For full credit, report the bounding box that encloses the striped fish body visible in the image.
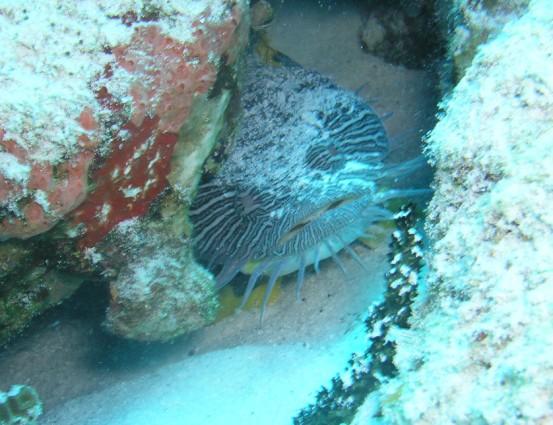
[190,53,414,291]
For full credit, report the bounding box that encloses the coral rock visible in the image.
[0,268,84,344]
[103,214,219,342]
[0,0,246,246]
[372,1,553,423]
[0,135,96,240]
[0,0,248,343]
[71,5,245,248]
[436,0,530,85]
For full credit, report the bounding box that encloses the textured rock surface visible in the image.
[0,268,84,344]
[102,200,219,341]
[354,1,553,423]
[0,0,249,343]
[67,2,247,248]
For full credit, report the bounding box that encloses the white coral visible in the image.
[358,0,553,423]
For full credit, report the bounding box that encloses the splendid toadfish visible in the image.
[190,52,427,320]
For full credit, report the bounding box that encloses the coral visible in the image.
[0,0,247,244]
[70,3,246,248]
[294,204,424,425]
[0,385,42,425]
[0,135,95,240]
[365,1,553,423]
[168,88,234,206]
[0,241,32,281]
[94,5,249,341]
[0,268,83,345]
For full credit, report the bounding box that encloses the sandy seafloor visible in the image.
[0,1,438,423]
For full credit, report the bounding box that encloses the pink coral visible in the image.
[71,7,243,248]
[0,115,97,239]
[0,3,244,245]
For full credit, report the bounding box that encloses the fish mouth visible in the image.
[231,193,386,325]
[196,158,430,323]
[277,195,360,246]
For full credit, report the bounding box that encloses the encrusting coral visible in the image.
[0,385,42,425]
[0,0,246,243]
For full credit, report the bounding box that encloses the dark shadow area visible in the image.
[0,278,201,410]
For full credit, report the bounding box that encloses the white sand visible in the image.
[42,327,366,425]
